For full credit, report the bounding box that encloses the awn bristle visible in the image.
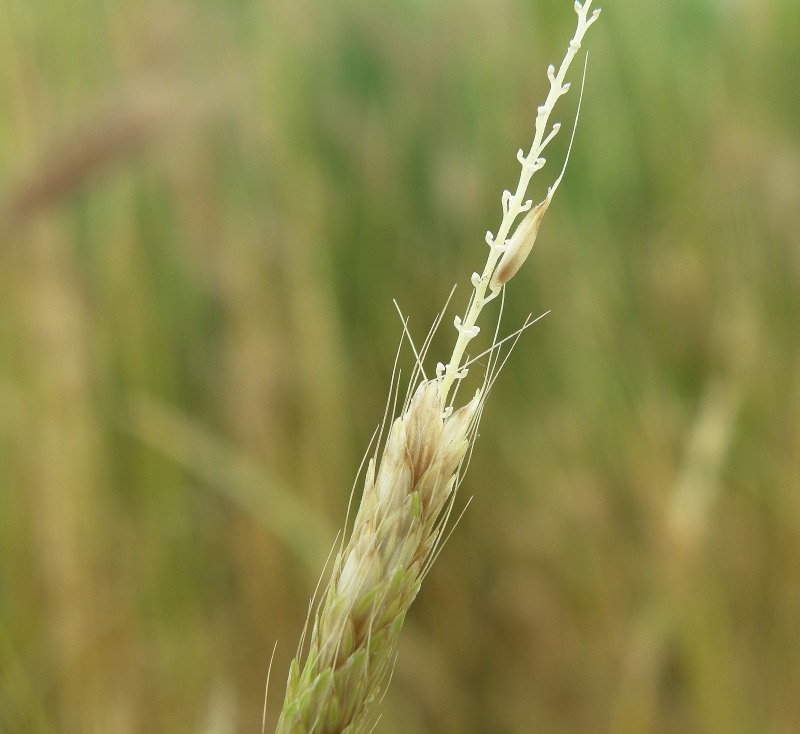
[274,2,600,731]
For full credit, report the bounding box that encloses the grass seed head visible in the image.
[274,3,600,730]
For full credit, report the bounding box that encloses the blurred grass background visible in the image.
[1,0,799,732]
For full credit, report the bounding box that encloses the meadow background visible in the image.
[1,0,799,732]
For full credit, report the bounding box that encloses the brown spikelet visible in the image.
[275,380,481,733]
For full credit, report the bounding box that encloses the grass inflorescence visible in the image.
[273,4,600,731]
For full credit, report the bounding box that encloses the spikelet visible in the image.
[490,196,551,289]
[275,381,481,733]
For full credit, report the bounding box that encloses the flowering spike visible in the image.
[275,5,601,731]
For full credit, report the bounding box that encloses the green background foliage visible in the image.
[1,1,798,732]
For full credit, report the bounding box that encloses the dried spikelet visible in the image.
[490,196,551,288]
[275,381,481,733]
